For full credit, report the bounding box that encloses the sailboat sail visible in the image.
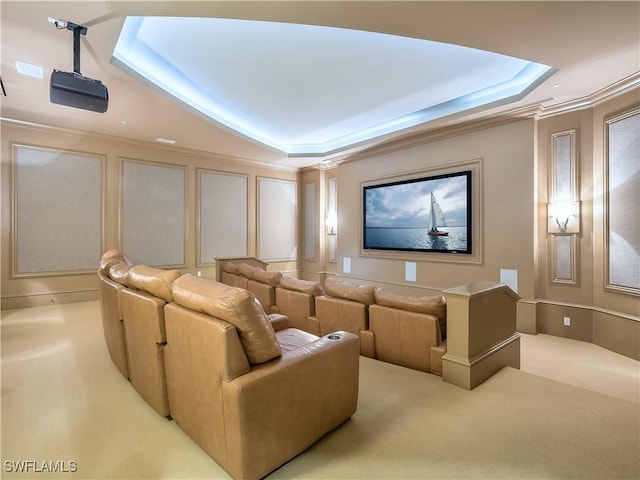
[428,193,449,236]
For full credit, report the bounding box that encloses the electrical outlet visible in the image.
[563,316,571,326]
[197,271,202,277]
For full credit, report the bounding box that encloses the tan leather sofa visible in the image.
[96,249,131,379]
[369,289,447,376]
[275,276,324,332]
[163,274,360,480]
[219,266,449,375]
[120,265,181,417]
[309,276,377,358]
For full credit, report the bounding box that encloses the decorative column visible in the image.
[441,281,521,390]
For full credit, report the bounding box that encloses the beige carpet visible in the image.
[1,301,638,479]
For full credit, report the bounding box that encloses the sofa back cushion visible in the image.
[324,276,377,305]
[109,261,132,287]
[172,274,282,365]
[128,265,182,303]
[374,289,446,319]
[99,249,128,275]
[279,276,324,297]
[238,263,262,279]
[252,269,282,287]
[223,262,240,274]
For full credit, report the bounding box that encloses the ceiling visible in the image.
[1,1,639,169]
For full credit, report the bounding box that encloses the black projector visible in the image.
[50,70,109,113]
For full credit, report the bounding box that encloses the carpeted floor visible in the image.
[1,301,638,479]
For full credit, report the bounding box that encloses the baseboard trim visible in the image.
[534,298,639,323]
[1,289,99,310]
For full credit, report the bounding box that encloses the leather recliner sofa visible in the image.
[163,274,360,480]
[98,253,360,479]
[219,266,449,375]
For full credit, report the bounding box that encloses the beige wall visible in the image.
[299,92,638,359]
[2,90,638,360]
[323,119,537,300]
[535,90,639,359]
[0,122,297,309]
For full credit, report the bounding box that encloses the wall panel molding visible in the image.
[548,129,580,286]
[121,158,186,267]
[304,181,317,261]
[604,108,640,295]
[197,169,248,266]
[257,177,297,261]
[12,144,104,276]
[551,234,578,285]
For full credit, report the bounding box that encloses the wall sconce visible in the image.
[548,201,580,234]
[327,212,337,235]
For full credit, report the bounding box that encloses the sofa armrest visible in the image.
[221,331,359,479]
[267,313,289,331]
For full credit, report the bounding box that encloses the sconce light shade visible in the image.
[548,201,580,234]
[327,212,337,235]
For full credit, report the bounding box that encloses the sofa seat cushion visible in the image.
[324,276,377,305]
[172,274,282,365]
[128,265,182,303]
[275,328,319,353]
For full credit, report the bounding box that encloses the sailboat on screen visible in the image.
[428,192,449,236]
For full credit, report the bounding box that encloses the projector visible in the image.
[50,70,109,113]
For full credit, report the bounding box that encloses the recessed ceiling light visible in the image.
[155,137,176,144]
[553,84,560,88]
[15,61,43,79]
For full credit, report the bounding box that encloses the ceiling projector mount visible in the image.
[49,18,109,113]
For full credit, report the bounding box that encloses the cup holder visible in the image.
[327,334,342,340]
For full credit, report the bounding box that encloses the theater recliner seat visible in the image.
[163,274,360,480]
[275,276,324,333]
[121,264,181,416]
[310,276,377,357]
[221,262,282,314]
[369,289,447,375]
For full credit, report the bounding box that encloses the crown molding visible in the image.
[536,72,640,119]
[0,117,298,173]
[4,72,638,174]
[309,109,537,170]
[306,73,640,170]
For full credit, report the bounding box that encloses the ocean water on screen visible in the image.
[365,226,467,252]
